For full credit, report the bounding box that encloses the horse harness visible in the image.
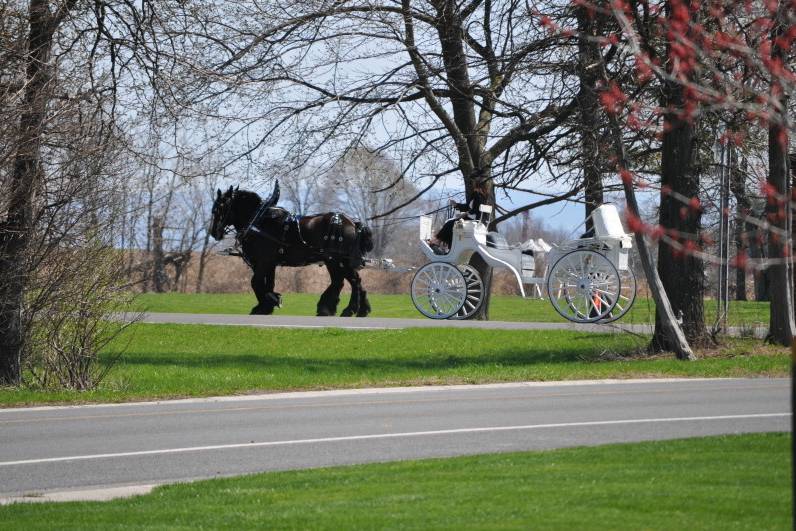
[235,205,363,268]
[323,213,346,255]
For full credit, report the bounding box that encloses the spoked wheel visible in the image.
[411,262,467,319]
[449,265,484,320]
[598,268,637,323]
[546,250,621,323]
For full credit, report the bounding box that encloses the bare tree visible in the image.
[192,177,222,293]
[324,149,421,257]
[653,0,707,348]
[1,0,79,384]
[598,70,696,360]
[594,0,795,353]
[0,1,174,384]
[280,166,324,216]
[765,0,795,344]
[153,0,584,318]
[576,4,605,232]
[729,147,749,301]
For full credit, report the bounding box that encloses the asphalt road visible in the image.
[130,312,765,337]
[0,378,788,501]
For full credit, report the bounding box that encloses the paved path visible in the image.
[0,378,788,502]
[129,312,765,337]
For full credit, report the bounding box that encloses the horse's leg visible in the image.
[250,263,279,315]
[340,267,364,317]
[357,273,371,318]
[250,263,267,315]
[261,263,281,313]
[317,263,344,316]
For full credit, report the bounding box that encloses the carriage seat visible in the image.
[592,204,626,239]
[486,232,512,250]
[485,232,535,255]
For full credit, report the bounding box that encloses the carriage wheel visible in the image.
[449,265,484,320]
[597,268,637,323]
[411,262,467,319]
[546,250,621,323]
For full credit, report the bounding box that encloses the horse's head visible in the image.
[209,181,281,240]
[209,186,235,241]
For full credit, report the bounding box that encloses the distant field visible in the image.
[134,292,771,327]
[0,323,785,407]
[1,433,789,530]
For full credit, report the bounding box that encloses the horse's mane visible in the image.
[234,189,262,204]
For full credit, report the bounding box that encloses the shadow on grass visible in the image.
[109,343,642,374]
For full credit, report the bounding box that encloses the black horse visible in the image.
[209,183,374,317]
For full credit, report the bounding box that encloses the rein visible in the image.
[241,196,272,241]
[237,221,291,248]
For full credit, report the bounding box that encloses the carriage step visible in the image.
[363,258,415,273]
[217,247,243,257]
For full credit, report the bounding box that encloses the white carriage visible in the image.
[411,204,637,323]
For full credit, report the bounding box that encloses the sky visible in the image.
[501,188,586,236]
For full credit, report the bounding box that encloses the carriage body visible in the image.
[555,203,634,273]
[411,203,637,322]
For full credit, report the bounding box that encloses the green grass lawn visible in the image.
[1,433,789,530]
[134,292,771,327]
[0,323,786,407]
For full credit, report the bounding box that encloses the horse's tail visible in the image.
[356,222,374,254]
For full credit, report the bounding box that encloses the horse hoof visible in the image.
[251,304,274,316]
[340,308,354,317]
[317,308,334,317]
[356,301,371,317]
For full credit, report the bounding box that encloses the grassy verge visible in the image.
[0,323,786,407]
[1,433,789,530]
[134,292,771,327]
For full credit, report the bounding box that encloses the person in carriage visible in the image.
[427,180,488,254]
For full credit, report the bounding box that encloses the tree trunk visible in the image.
[733,221,747,301]
[577,7,604,232]
[0,0,55,385]
[195,230,212,293]
[428,1,498,320]
[468,252,494,320]
[404,0,497,319]
[616,163,694,359]
[151,216,168,293]
[766,128,794,344]
[791,152,796,320]
[752,243,771,301]
[620,178,695,358]
[748,210,771,301]
[599,69,694,359]
[467,178,496,320]
[765,2,795,345]
[730,148,748,301]
[652,1,706,348]
[653,82,706,347]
